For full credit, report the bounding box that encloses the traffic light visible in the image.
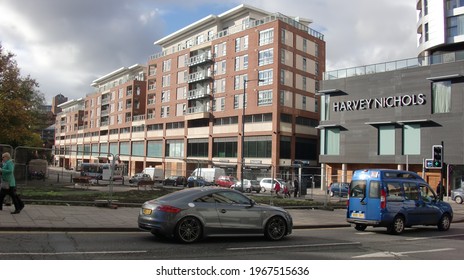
[432,145,443,168]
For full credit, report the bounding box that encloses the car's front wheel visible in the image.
[175,216,202,243]
[264,216,287,241]
[438,214,451,231]
[329,191,334,197]
[455,196,463,204]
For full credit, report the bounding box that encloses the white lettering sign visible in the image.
[332,93,426,112]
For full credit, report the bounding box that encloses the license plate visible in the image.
[351,212,365,219]
[142,208,152,215]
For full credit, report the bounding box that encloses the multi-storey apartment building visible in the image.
[318,0,464,192]
[54,4,326,182]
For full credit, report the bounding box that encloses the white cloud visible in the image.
[0,0,419,103]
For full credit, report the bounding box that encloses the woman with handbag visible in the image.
[0,152,24,214]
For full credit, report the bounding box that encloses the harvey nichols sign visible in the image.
[332,93,426,112]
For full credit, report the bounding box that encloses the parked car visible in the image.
[451,188,464,204]
[215,175,237,188]
[328,182,350,197]
[231,179,261,193]
[163,176,187,187]
[129,173,152,185]
[259,178,287,193]
[187,176,207,187]
[138,187,293,243]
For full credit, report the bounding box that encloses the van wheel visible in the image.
[387,216,405,234]
[438,214,451,231]
[329,191,334,197]
[354,224,367,231]
[456,196,463,204]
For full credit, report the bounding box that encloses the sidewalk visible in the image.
[0,202,462,232]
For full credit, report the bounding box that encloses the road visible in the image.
[1,223,464,260]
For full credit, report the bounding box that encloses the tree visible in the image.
[0,42,46,147]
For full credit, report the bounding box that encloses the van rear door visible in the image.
[348,180,382,222]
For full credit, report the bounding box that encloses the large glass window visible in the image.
[280,136,291,159]
[432,81,451,113]
[379,125,395,155]
[131,141,144,157]
[403,124,420,155]
[166,140,184,158]
[257,89,272,106]
[119,142,130,156]
[323,128,340,155]
[244,136,272,158]
[187,138,208,157]
[213,138,237,158]
[147,141,163,157]
[258,48,273,66]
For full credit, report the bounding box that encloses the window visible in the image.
[258,69,273,86]
[131,141,144,157]
[258,48,273,66]
[244,136,272,158]
[166,140,184,158]
[403,124,420,155]
[257,90,272,106]
[324,128,340,155]
[213,138,237,157]
[187,138,208,157]
[379,125,395,155]
[147,141,163,157]
[259,28,274,46]
[432,81,451,113]
[280,136,291,159]
[386,182,404,202]
[404,182,420,201]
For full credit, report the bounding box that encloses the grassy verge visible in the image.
[17,184,346,208]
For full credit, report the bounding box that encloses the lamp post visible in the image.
[241,78,263,190]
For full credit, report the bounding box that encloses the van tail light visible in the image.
[380,189,387,209]
[156,205,181,214]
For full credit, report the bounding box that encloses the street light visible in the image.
[241,78,263,190]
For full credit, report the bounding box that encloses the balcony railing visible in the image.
[187,87,211,100]
[187,52,213,66]
[324,50,464,80]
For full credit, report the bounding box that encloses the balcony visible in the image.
[184,104,210,120]
[188,69,212,83]
[187,87,211,100]
[187,52,213,66]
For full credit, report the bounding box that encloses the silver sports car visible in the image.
[138,187,293,243]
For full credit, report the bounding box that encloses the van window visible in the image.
[386,182,404,202]
[419,184,435,202]
[350,180,366,197]
[404,182,419,200]
[369,181,380,198]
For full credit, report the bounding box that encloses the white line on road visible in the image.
[0,250,147,256]
[352,248,455,259]
[406,233,464,241]
[227,242,361,251]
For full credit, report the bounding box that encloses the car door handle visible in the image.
[220,209,227,213]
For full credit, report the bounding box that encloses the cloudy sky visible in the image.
[0,0,418,103]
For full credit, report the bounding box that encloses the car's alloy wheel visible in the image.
[264,216,287,241]
[387,216,405,234]
[175,216,202,243]
[438,214,451,231]
[456,196,463,204]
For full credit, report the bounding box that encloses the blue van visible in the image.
[347,169,453,234]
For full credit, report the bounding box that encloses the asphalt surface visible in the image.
[0,189,462,232]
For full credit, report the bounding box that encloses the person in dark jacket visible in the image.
[293,179,299,198]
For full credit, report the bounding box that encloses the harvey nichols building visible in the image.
[318,53,464,192]
[317,0,464,192]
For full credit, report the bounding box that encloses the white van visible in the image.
[191,168,225,184]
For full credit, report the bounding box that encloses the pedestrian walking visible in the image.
[0,152,24,214]
[293,179,299,198]
[274,181,281,197]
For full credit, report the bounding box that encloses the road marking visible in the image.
[0,250,147,256]
[227,242,361,251]
[352,248,455,259]
[406,233,464,241]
